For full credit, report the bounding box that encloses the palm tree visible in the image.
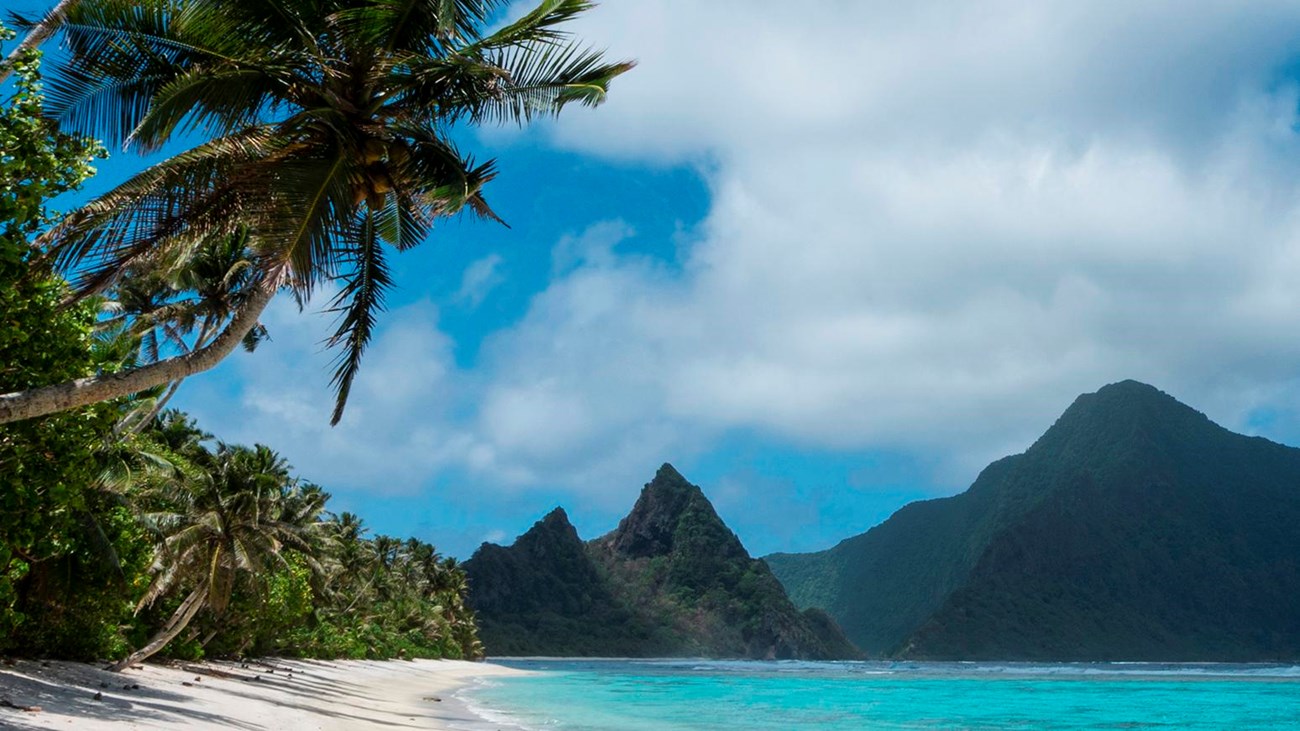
[103,230,267,433]
[0,0,632,425]
[146,409,213,461]
[114,442,323,670]
[0,0,79,85]
[103,230,261,356]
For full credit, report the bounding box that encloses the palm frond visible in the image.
[325,208,391,424]
[256,150,357,297]
[47,0,324,147]
[241,323,270,352]
[463,41,634,125]
[327,0,508,57]
[48,1,227,142]
[40,127,284,296]
[181,0,323,61]
[466,0,592,52]
[126,67,276,151]
[377,177,434,251]
[390,124,500,219]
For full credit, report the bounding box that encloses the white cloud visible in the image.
[453,253,505,308]
[543,0,1300,165]
[550,220,633,275]
[186,1,1300,509]
[470,0,1300,481]
[183,293,484,494]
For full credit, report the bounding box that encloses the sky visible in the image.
[25,0,1300,559]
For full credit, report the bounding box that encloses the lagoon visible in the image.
[463,659,1300,730]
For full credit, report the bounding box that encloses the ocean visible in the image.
[460,659,1300,730]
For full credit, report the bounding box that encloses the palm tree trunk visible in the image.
[110,582,209,672]
[123,317,217,435]
[0,0,80,85]
[0,273,280,425]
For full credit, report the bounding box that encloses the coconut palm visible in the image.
[103,229,261,359]
[103,230,265,434]
[0,0,632,425]
[0,0,79,84]
[115,442,324,670]
[146,409,212,461]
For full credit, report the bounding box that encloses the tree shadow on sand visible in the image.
[0,659,258,730]
[0,659,458,730]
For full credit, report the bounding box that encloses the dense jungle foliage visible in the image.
[0,30,480,665]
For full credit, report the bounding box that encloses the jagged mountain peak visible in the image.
[642,462,699,505]
[653,462,689,485]
[606,463,734,559]
[510,506,584,560]
[523,506,576,536]
[466,464,860,659]
[539,506,573,528]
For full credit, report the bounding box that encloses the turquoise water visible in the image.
[463,659,1300,730]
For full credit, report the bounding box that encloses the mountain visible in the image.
[465,464,859,659]
[458,507,675,656]
[767,380,1300,660]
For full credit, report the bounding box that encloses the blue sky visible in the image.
[23,1,1300,559]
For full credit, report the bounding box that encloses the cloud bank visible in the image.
[184,1,1300,516]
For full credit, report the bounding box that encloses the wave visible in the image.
[526,658,1300,680]
[455,677,539,731]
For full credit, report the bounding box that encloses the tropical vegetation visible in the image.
[0,0,632,425]
[1,0,629,666]
[0,41,480,661]
[4,405,484,664]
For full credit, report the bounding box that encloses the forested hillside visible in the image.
[769,381,1300,660]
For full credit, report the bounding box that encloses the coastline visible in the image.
[0,657,528,730]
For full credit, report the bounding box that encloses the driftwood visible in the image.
[177,663,255,681]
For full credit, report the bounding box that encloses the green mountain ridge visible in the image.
[458,507,674,656]
[465,464,859,659]
[767,380,1300,660]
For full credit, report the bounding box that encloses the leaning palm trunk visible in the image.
[110,581,209,672]
[0,273,278,425]
[12,0,631,427]
[123,315,221,434]
[0,0,79,84]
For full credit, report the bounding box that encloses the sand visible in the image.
[0,657,527,730]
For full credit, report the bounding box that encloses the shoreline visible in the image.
[0,657,529,730]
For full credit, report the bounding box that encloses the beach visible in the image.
[0,657,525,730]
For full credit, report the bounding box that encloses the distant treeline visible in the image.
[2,408,482,665]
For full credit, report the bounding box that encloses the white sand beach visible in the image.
[0,657,526,730]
